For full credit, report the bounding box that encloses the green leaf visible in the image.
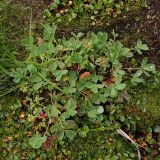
[53,70,68,81]
[10,70,23,83]
[49,62,58,73]
[10,69,24,83]
[131,77,144,84]
[61,112,70,120]
[29,134,46,149]
[64,37,82,50]
[117,69,126,76]
[57,130,64,140]
[111,87,118,97]
[47,41,55,55]
[50,123,64,140]
[143,64,155,72]
[91,74,103,83]
[68,71,77,86]
[120,48,132,57]
[71,53,83,63]
[50,0,60,10]
[10,72,22,78]
[27,64,37,74]
[64,120,76,129]
[136,39,149,51]
[63,87,76,94]
[57,61,65,69]
[33,81,43,90]
[96,106,104,114]
[13,77,21,83]
[87,83,99,93]
[91,32,108,48]
[98,94,108,103]
[90,84,98,93]
[134,70,143,78]
[22,36,34,51]
[45,104,60,118]
[95,114,104,122]
[65,99,77,110]
[43,23,57,42]
[107,41,123,64]
[61,99,77,120]
[67,110,77,116]
[154,126,160,133]
[65,130,76,140]
[115,83,126,90]
[50,124,59,133]
[29,75,42,83]
[141,57,148,66]
[41,68,48,78]
[79,131,87,138]
[87,110,97,118]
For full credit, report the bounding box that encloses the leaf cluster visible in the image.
[10,24,156,148]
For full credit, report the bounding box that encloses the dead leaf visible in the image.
[21,99,28,105]
[37,37,44,45]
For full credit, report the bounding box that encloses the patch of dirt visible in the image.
[114,0,160,68]
[17,0,46,25]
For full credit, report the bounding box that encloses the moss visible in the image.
[128,74,160,123]
[59,131,137,159]
[139,90,160,119]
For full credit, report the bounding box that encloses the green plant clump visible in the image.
[10,23,156,149]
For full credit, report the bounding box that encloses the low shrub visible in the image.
[10,23,156,149]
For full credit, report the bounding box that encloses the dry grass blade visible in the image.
[117,129,141,160]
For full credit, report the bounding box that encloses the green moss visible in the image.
[138,90,160,119]
[59,131,137,159]
[131,73,160,121]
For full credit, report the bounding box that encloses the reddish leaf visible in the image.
[104,78,115,86]
[80,72,91,79]
[43,135,55,150]
[39,111,48,119]
[72,64,79,70]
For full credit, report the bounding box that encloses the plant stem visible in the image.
[122,68,140,70]
[90,126,116,132]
